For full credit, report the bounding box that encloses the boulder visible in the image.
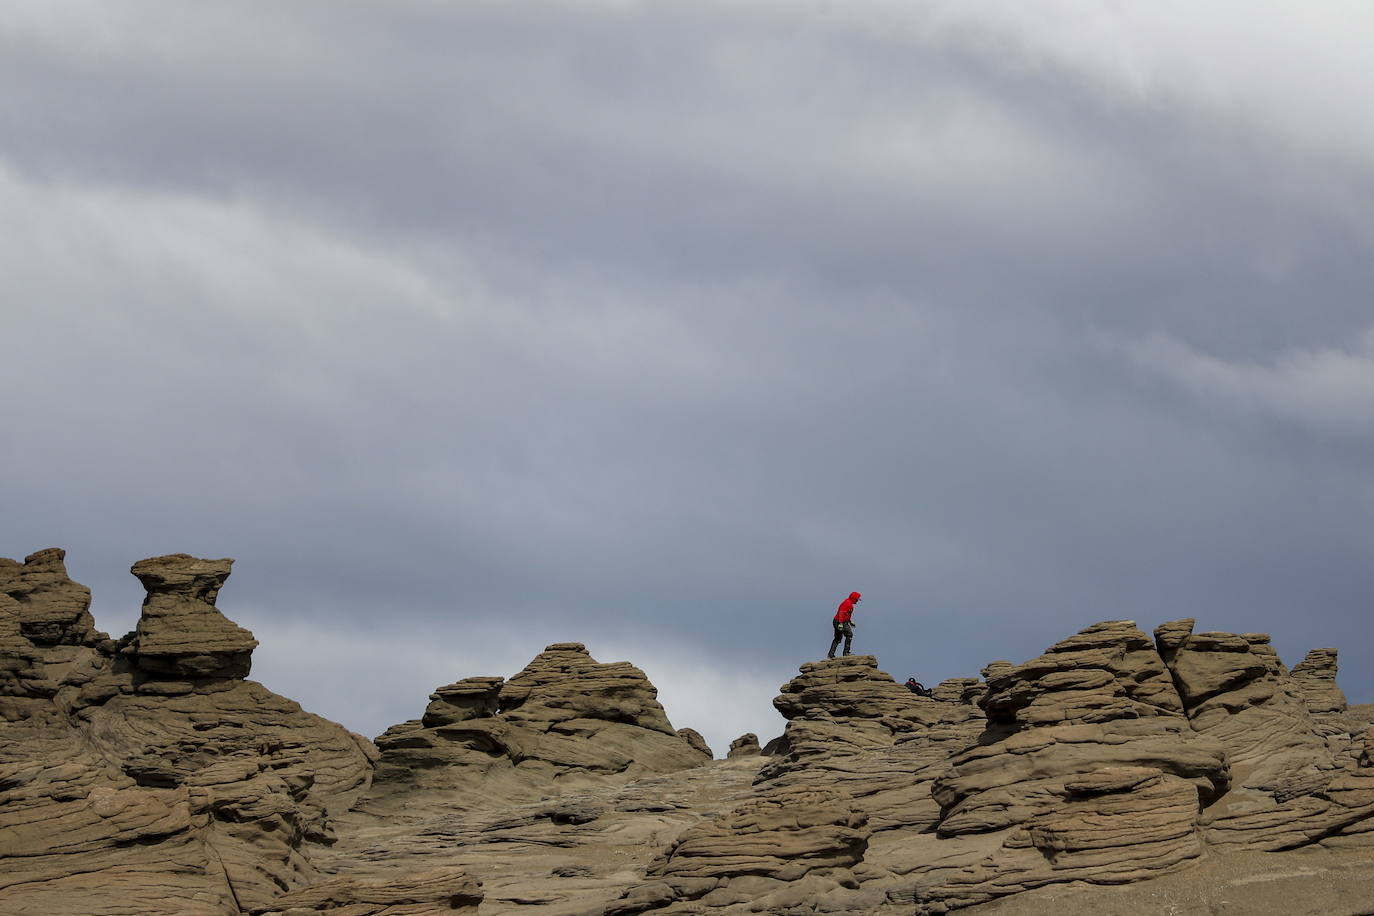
[726,733,760,758]
[676,727,713,759]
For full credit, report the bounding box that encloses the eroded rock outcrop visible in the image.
[0,548,100,646]
[129,554,258,679]
[726,732,760,758]
[888,621,1229,910]
[369,642,710,810]
[1292,647,1347,716]
[764,655,944,772]
[8,556,1373,916]
[903,620,1374,911]
[0,550,377,916]
[1153,619,1374,853]
[677,727,713,759]
[605,785,870,915]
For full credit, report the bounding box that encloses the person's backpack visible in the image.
[905,677,934,698]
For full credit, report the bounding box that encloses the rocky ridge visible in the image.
[366,641,711,813]
[4,548,1374,915]
[0,549,375,915]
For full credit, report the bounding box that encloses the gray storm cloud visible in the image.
[4,1,1372,753]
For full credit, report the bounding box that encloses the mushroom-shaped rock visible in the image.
[0,548,97,646]
[129,554,258,679]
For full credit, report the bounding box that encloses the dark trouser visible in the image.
[828,620,853,658]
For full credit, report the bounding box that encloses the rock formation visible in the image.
[1293,647,1348,715]
[0,547,100,646]
[676,727,713,758]
[0,550,380,916]
[129,554,258,678]
[726,732,760,758]
[7,549,1374,915]
[367,641,711,811]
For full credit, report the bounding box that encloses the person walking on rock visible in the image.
[827,591,861,658]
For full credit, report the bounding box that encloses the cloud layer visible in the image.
[5,1,1372,754]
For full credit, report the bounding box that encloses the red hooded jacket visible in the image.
[834,592,861,624]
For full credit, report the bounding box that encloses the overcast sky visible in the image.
[5,1,1373,756]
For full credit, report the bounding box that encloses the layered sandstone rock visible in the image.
[879,621,1230,910]
[1292,647,1347,716]
[251,868,483,915]
[130,554,258,679]
[369,642,710,810]
[676,727,713,759]
[726,733,760,758]
[8,555,1374,916]
[1152,620,1374,853]
[0,550,375,916]
[0,548,100,646]
[604,784,870,915]
[765,655,945,775]
[773,654,935,723]
[757,655,989,875]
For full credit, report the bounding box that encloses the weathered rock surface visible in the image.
[251,868,482,915]
[764,655,947,777]
[605,784,869,915]
[0,548,100,646]
[676,727,712,759]
[8,555,1374,916]
[1293,647,1348,715]
[1150,619,1374,853]
[130,554,258,679]
[726,732,760,758]
[0,550,376,916]
[368,642,710,812]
